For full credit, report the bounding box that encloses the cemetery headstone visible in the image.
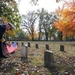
[60,45,64,51]
[28,42,30,47]
[44,50,53,69]
[17,42,18,45]
[46,44,49,50]
[21,44,28,61]
[36,44,38,49]
[22,42,24,45]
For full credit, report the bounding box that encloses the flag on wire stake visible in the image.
[6,42,17,53]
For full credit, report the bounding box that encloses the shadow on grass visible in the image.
[21,57,28,63]
[44,65,59,75]
[60,50,67,53]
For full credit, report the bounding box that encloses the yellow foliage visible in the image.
[5,30,12,36]
[28,32,37,40]
[4,29,17,37]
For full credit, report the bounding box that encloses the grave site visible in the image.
[1,0,75,75]
[0,41,75,75]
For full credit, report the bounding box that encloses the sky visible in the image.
[16,0,64,15]
[15,0,64,32]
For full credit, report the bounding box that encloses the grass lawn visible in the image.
[0,41,75,75]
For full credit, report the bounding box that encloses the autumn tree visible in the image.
[54,0,75,40]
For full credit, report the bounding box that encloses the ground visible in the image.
[0,41,75,75]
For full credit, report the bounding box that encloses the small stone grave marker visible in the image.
[28,42,30,47]
[45,44,49,50]
[35,44,38,49]
[60,45,64,51]
[21,43,28,61]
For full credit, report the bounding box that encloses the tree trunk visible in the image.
[45,32,48,41]
[32,31,34,41]
[58,31,63,41]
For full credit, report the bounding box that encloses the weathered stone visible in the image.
[44,50,53,69]
[60,45,64,51]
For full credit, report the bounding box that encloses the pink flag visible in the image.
[6,42,17,53]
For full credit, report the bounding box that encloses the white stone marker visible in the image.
[21,44,28,59]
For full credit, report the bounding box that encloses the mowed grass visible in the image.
[26,41,75,74]
[1,41,75,75]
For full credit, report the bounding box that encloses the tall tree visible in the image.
[37,8,58,41]
[30,0,61,5]
[21,11,38,40]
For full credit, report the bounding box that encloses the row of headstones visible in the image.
[9,41,64,69]
[27,42,64,51]
[29,42,65,51]
[27,42,65,69]
[9,42,65,51]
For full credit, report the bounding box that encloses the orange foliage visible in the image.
[54,1,75,36]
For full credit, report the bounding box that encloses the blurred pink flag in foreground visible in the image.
[6,42,17,53]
